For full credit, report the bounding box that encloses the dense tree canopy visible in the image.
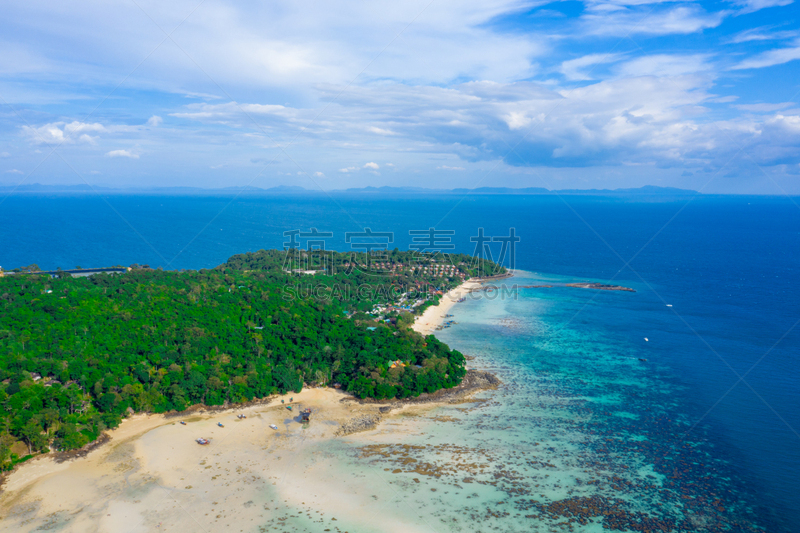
[221,248,506,312]
[0,252,487,461]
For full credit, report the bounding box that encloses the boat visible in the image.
[218,422,224,427]
[269,424,278,430]
[196,438,209,445]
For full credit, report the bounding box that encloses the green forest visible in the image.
[221,248,505,312]
[0,249,503,465]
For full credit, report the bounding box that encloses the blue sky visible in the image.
[1,0,799,193]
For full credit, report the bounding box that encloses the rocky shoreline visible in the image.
[511,282,636,292]
[564,282,635,292]
[336,369,501,436]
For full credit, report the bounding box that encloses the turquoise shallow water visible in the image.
[259,269,769,532]
[432,271,766,531]
[1,193,798,531]
[253,269,778,532]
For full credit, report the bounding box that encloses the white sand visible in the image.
[411,280,483,335]
[0,280,496,532]
[0,388,450,532]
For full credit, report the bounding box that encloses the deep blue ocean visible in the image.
[1,192,798,531]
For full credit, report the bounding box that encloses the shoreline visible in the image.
[0,278,506,532]
[0,368,500,528]
[4,282,502,476]
[3,276,502,473]
[411,278,483,335]
[411,271,514,335]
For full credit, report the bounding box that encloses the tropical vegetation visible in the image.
[0,249,504,463]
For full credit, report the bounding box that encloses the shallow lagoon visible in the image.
[262,270,770,532]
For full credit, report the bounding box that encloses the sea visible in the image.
[1,192,798,532]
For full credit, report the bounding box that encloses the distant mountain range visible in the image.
[341,185,699,196]
[0,183,700,196]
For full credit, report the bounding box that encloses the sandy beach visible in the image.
[411,279,484,335]
[0,374,495,533]
[0,278,505,532]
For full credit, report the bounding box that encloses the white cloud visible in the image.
[707,95,738,103]
[734,0,793,15]
[4,169,23,174]
[20,117,159,145]
[167,70,800,176]
[368,126,397,135]
[560,53,621,81]
[106,149,139,159]
[8,1,798,187]
[170,102,296,128]
[616,54,713,77]
[0,152,9,158]
[1,0,550,101]
[726,26,799,44]
[22,121,106,144]
[313,171,325,177]
[731,42,800,69]
[581,5,727,37]
[335,162,384,174]
[734,102,795,112]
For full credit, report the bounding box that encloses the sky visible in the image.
[1,0,799,194]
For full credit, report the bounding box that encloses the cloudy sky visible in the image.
[1,0,799,193]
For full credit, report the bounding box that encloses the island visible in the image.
[0,248,506,467]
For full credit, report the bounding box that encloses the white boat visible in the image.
[269,424,278,430]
